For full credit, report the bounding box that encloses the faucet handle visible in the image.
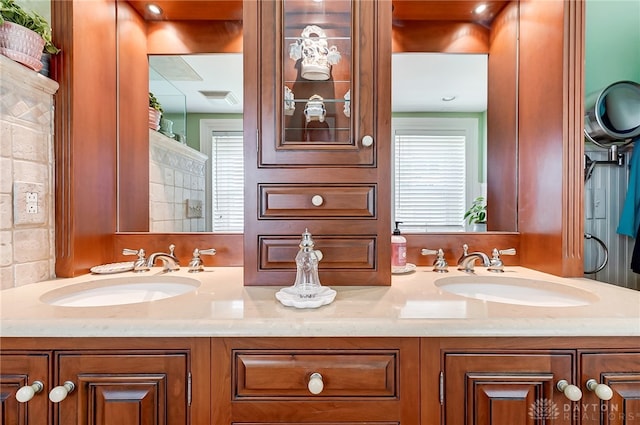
[422,248,449,273]
[487,248,516,273]
[188,248,217,273]
[169,244,176,256]
[497,248,516,256]
[122,248,149,273]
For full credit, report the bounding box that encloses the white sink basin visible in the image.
[435,276,598,307]
[41,276,200,307]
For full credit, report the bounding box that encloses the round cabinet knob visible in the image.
[49,381,75,403]
[16,381,44,402]
[586,379,613,400]
[361,135,374,147]
[557,379,582,401]
[311,195,324,207]
[308,372,324,395]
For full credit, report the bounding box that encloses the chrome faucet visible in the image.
[146,244,180,272]
[457,244,490,273]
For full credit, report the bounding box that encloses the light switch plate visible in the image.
[13,182,46,225]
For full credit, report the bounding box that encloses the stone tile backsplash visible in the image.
[0,56,58,289]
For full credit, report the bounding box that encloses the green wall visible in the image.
[585,0,640,94]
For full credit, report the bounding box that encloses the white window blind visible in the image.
[211,131,244,232]
[394,130,466,232]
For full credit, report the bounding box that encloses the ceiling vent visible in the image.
[199,90,239,105]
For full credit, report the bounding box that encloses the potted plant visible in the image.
[148,92,163,131]
[0,0,60,72]
[464,196,487,232]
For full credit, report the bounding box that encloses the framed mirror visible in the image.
[117,0,517,235]
[391,0,519,233]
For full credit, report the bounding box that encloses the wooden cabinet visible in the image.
[580,352,640,424]
[54,351,189,425]
[3,337,639,425]
[243,0,392,286]
[1,352,50,425]
[438,343,640,425]
[443,352,575,425]
[0,339,209,425]
[211,337,420,424]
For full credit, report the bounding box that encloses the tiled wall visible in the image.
[0,56,59,289]
[149,130,208,232]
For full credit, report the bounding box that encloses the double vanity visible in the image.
[2,266,639,424]
[1,266,638,337]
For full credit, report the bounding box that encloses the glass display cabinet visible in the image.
[244,0,391,286]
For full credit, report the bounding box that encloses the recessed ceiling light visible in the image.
[147,3,162,15]
[442,96,456,102]
[474,4,487,14]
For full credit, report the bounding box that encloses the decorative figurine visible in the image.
[289,25,341,81]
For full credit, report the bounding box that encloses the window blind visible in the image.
[394,130,466,232]
[211,131,244,232]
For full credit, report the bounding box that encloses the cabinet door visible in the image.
[0,353,50,425]
[444,352,574,425]
[252,0,378,167]
[54,352,189,425]
[581,352,640,425]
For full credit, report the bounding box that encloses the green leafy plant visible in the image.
[149,92,163,113]
[464,196,487,225]
[0,0,60,54]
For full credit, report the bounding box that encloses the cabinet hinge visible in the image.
[187,371,192,406]
[439,371,444,405]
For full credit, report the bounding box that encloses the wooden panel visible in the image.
[0,353,50,425]
[212,337,420,424]
[52,0,118,277]
[580,352,640,425]
[112,233,243,267]
[146,20,243,54]
[259,184,376,218]
[126,0,242,21]
[392,1,509,22]
[487,1,519,232]
[444,352,574,425]
[234,352,396,398]
[56,352,188,425]
[259,236,375,270]
[405,232,520,267]
[117,0,150,232]
[392,21,489,53]
[85,377,164,425]
[518,0,585,276]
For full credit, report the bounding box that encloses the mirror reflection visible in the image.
[392,53,488,233]
[119,0,518,234]
[148,53,243,232]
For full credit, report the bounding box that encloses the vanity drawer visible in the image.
[233,350,397,398]
[259,184,376,219]
[259,235,376,269]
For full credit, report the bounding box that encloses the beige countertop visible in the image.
[1,266,638,338]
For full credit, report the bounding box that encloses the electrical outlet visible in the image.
[13,182,46,225]
[26,192,38,203]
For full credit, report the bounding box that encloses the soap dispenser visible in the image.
[391,221,407,272]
